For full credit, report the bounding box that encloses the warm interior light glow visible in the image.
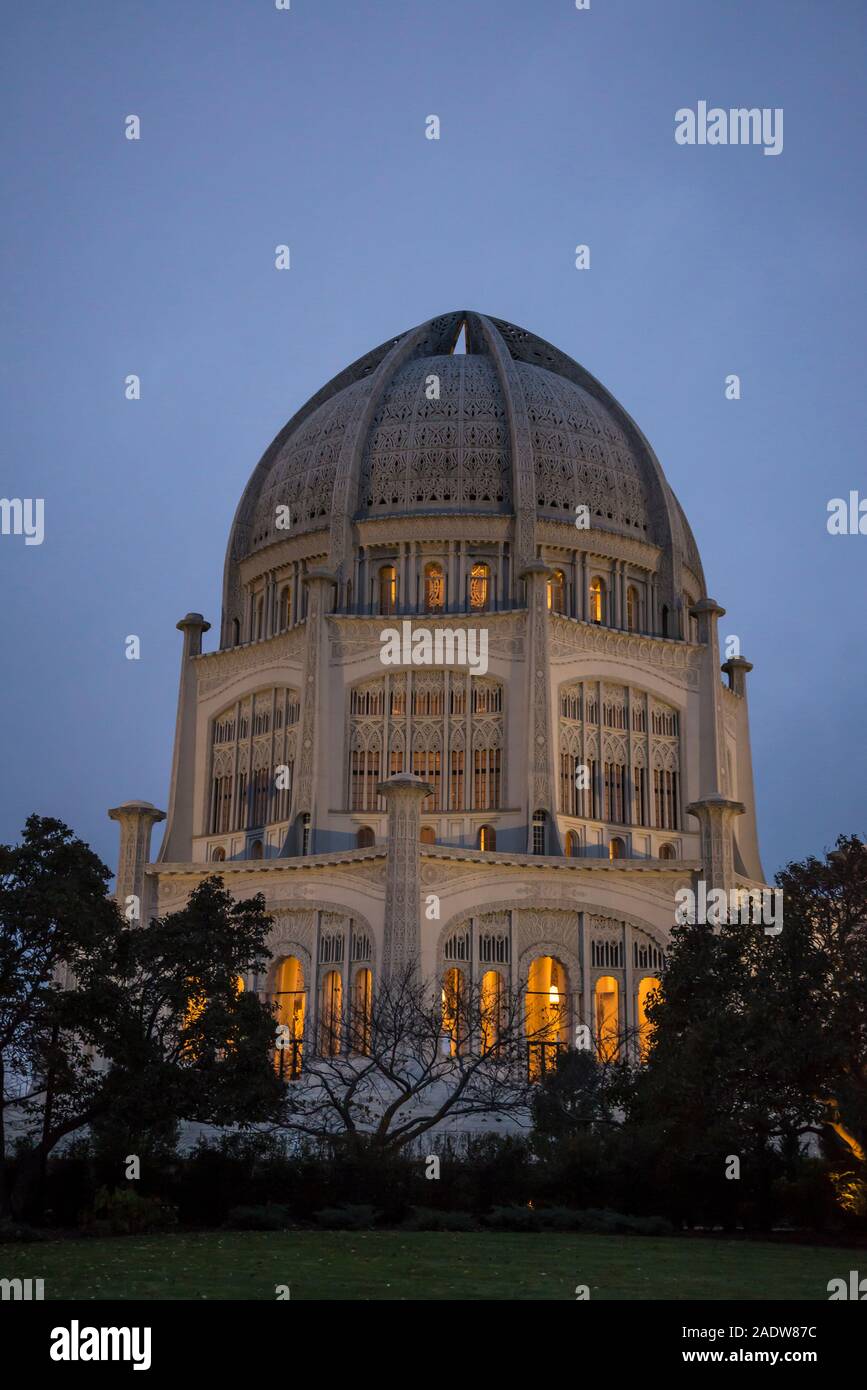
[636,975,660,1060]
[480,969,504,1054]
[442,967,465,1056]
[526,956,568,1079]
[595,975,619,1061]
[274,955,305,1078]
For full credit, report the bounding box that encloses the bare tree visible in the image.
[272,964,555,1157]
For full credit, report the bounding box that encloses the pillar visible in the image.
[686,794,745,894]
[292,568,337,852]
[378,773,432,976]
[108,801,166,925]
[521,563,558,852]
[158,613,210,863]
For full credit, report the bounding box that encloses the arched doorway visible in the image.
[525,956,568,1079]
[273,956,305,1080]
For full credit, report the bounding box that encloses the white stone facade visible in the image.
[110,311,767,1082]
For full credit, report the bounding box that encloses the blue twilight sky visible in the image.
[1,0,865,879]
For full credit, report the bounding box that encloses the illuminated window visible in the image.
[589,577,605,624]
[351,967,373,1056]
[609,836,626,860]
[565,830,580,857]
[547,569,566,614]
[442,966,466,1056]
[526,956,568,1079]
[274,956,305,1080]
[211,846,226,862]
[280,584,292,630]
[595,975,619,1061]
[424,563,445,612]
[637,976,660,1060]
[478,824,496,852]
[626,585,639,632]
[659,842,676,861]
[319,970,343,1056]
[420,825,436,844]
[480,970,505,1054]
[356,825,375,848]
[469,562,490,611]
[378,565,397,615]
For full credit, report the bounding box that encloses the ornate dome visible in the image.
[224,311,703,608]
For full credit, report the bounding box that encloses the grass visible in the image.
[1,1230,861,1300]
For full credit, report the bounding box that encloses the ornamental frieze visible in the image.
[195,629,307,696]
[549,617,700,689]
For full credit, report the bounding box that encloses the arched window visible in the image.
[626,585,639,632]
[565,830,580,858]
[345,578,353,613]
[255,595,265,641]
[424,563,445,613]
[250,839,264,860]
[351,967,373,1056]
[637,976,661,1060]
[661,604,669,637]
[469,562,490,611]
[659,842,676,861]
[356,825,375,848]
[532,809,547,856]
[378,565,397,615]
[420,825,436,845]
[211,846,226,862]
[480,970,505,1054]
[609,836,626,860]
[547,569,566,614]
[595,975,619,1061]
[230,618,240,648]
[442,966,466,1056]
[274,956,305,1080]
[526,956,568,1079]
[478,824,496,852]
[319,970,343,1056]
[589,577,606,624]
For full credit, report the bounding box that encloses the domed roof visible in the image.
[225,311,703,603]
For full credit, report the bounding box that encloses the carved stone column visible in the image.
[108,801,166,924]
[721,655,753,697]
[689,597,727,800]
[158,612,210,864]
[291,568,336,852]
[686,794,744,894]
[378,774,432,976]
[521,562,557,852]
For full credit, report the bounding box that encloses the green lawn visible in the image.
[1,1230,860,1300]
